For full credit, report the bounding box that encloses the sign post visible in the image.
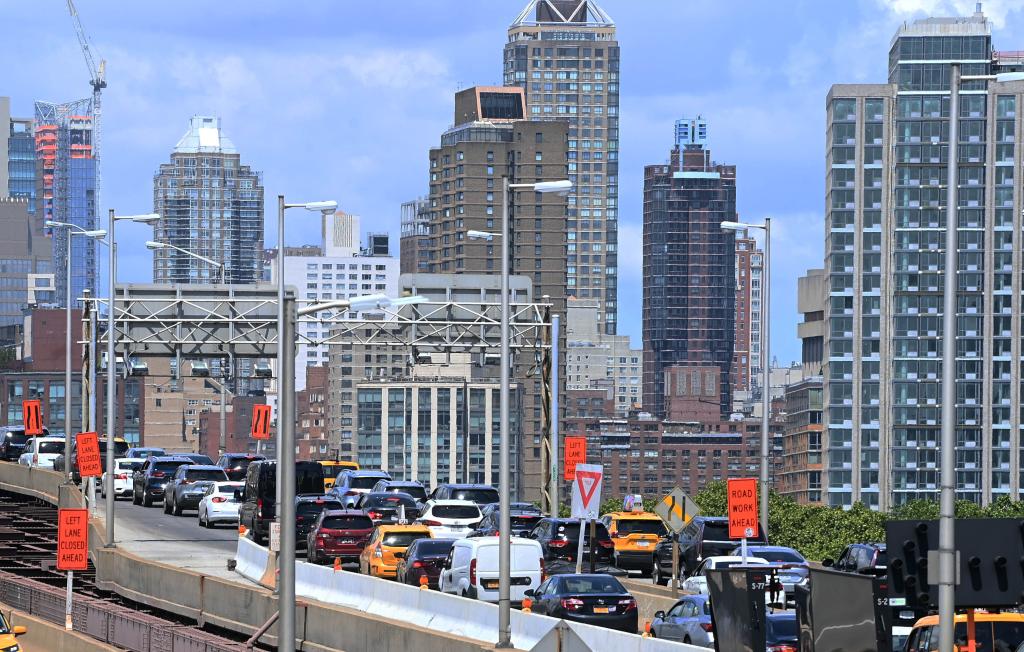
[570,463,603,574]
[563,436,587,481]
[728,478,759,565]
[58,508,88,630]
[655,487,700,596]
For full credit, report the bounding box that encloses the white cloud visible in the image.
[876,0,1024,27]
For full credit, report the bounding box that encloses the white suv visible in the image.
[417,499,482,539]
[18,437,66,469]
[101,458,142,499]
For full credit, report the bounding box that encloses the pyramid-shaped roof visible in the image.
[510,0,614,28]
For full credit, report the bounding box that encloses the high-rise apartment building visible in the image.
[825,9,1024,508]
[420,85,568,500]
[35,100,96,309]
[152,116,264,284]
[732,227,764,393]
[399,197,430,274]
[565,297,641,415]
[0,198,55,325]
[271,210,399,391]
[798,268,826,377]
[504,0,620,334]
[642,120,737,420]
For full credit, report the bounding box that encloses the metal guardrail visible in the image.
[0,568,248,652]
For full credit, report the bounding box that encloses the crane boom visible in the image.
[65,0,105,229]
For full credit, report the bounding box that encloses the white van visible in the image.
[439,536,544,603]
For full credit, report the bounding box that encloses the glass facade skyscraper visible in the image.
[826,10,1024,508]
[504,0,620,334]
[153,116,264,284]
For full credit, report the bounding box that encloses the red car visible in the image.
[306,510,374,565]
[396,538,456,588]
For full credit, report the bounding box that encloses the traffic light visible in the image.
[886,518,1024,609]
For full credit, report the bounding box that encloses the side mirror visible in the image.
[12,626,26,636]
[821,558,834,568]
[523,589,536,598]
[394,551,405,559]
[653,610,665,620]
[234,489,244,501]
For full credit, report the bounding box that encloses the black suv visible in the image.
[0,427,43,462]
[217,453,265,481]
[132,456,192,507]
[529,518,614,564]
[473,502,543,537]
[427,483,500,506]
[164,464,229,516]
[676,516,768,576]
[295,495,343,550]
[238,460,324,545]
[823,542,887,577]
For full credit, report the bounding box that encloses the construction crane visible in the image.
[66,0,106,217]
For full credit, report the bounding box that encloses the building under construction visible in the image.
[34,99,96,309]
[152,116,264,285]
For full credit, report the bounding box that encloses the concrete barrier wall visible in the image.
[1,605,119,652]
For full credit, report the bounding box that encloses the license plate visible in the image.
[483,580,499,589]
[593,607,609,614]
[341,539,354,544]
[636,541,650,548]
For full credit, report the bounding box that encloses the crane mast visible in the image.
[66,0,106,219]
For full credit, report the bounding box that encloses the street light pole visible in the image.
[497,177,512,648]
[938,62,960,652]
[549,313,560,517]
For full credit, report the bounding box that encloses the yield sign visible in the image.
[571,463,603,519]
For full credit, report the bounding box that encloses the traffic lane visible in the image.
[95,490,243,579]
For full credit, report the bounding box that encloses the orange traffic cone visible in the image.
[238,524,247,536]
[642,620,651,638]
[419,574,429,589]
[522,597,533,613]
[333,557,341,571]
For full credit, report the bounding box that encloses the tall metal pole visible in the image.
[219,376,227,456]
[760,218,771,540]
[276,195,285,532]
[938,62,960,652]
[87,294,97,506]
[497,177,512,649]
[105,210,117,546]
[549,314,560,517]
[278,296,297,652]
[64,232,73,482]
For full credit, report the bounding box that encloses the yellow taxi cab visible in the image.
[0,610,27,650]
[359,524,432,580]
[905,611,1024,651]
[600,495,666,576]
[320,460,359,491]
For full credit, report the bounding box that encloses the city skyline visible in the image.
[6,1,1024,362]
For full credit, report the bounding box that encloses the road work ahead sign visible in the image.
[727,478,759,540]
[571,463,603,520]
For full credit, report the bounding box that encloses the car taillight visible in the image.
[549,538,569,548]
[368,510,383,520]
[419,519,442,527]
[152,471,165,478]
[560,598,583,611]
[598,539,614,549]
[116,473,127,480]
[374,545,383,558]
[257,498,263,517]
[540,558,546,582]
[296,516,304,522]
[412,561,425,569]
[212,496,227,503]
[470,558,477,585]
[617,598,637,612]
[767,646,797,652]
[701,623,714,633]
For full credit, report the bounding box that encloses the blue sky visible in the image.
[5,0,1024,363]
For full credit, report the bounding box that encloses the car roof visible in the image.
[214,481,244,487]
[181,464,223,472]
[382,480,423,487]
[365,491,415,499]
[377,524,430,533]
[914,612,1024,627]
[743,545,804,554]
[296,495,342,503]
[440,483,495,489]
[604,511,660,519]
[222,453,261,459]
[150,455,192,462]
[321,509,369,518]
[427,499,478,507]
[349,470,389,476]
[35,436,65,441]
[705,556,770,565]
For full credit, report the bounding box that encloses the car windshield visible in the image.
[431,505,480,519]
[366,494,417,509]
[873,549,888,566]
[185,469,226,482]
[702,522,731,541]
[617,519,666,536]
[38,441,64,454]
[118,460,142,471]
[388,485,427,501]
[350,476,382,490]
[451,488,500,504]
[558,576,626,594]
[4,432,28,445]
[767,616,798,640]
[751,550,806,564]
[322,515,373,530]
[298,501,342,517]
[556,523,609,540]
[511,514,542,525]
[322,464,357,478]
[186,455,214,465]
[154,461,187,473]
[226,457,257,469]
[381,532,428,547]
[414,540,455,556]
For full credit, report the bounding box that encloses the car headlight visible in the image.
[3,643,20,652]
